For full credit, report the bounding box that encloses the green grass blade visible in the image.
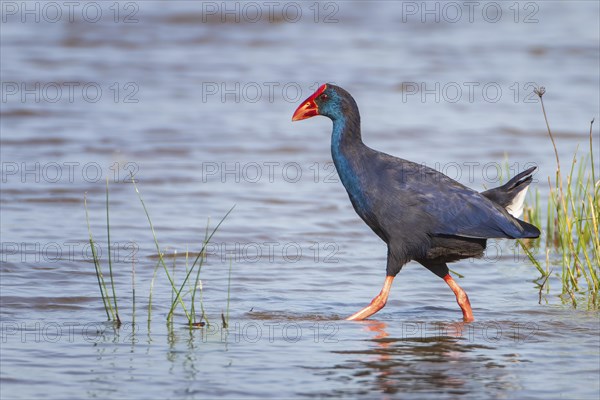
[132,253,136,327]
[147,257,161,331]
[589,119,596,185]
[225,258,232,328]
[105,178,120,324]
[84,193,114,321]
[518,239,546,277]
[190,221,211,327]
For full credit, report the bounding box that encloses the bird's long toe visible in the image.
[346,276,395,321]
[346,295,387,321]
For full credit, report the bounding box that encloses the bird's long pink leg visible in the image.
[346,276,394,321]
[443,274,474,322]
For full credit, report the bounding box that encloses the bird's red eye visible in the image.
[321,93,329,100]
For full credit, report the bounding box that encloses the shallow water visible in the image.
[1,2,599,399]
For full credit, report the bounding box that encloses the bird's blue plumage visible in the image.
[331,117,370,214]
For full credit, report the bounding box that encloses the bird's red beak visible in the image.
[292,84,327,121]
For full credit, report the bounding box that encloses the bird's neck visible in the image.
[331,112,362,151]
[331,111,370,211]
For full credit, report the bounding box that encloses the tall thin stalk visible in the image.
[105,178,121,324]
[147,257,161,330]
[224,258,233,328]
[132,252,136,326]
[589,119,596,185]
[84,193,114,320]
[171,250,177,313]
[191,221,211,327]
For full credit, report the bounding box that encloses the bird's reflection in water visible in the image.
[326,320,515,397]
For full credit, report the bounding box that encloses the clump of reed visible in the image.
[84,177,234,329]
[517,87,599,308]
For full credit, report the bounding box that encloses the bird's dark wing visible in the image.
[418,184,532,238]
[375,157,538,239]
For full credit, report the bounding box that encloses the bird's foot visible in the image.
[346,295,386,321]
[345,276,394,321]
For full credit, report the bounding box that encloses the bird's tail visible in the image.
[481,166,536,219]
[516,218,541,238]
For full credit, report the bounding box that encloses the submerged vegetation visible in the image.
[518,87,599,308]
[84,177,234,329]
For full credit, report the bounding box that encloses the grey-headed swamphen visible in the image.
[292,84,540,322]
